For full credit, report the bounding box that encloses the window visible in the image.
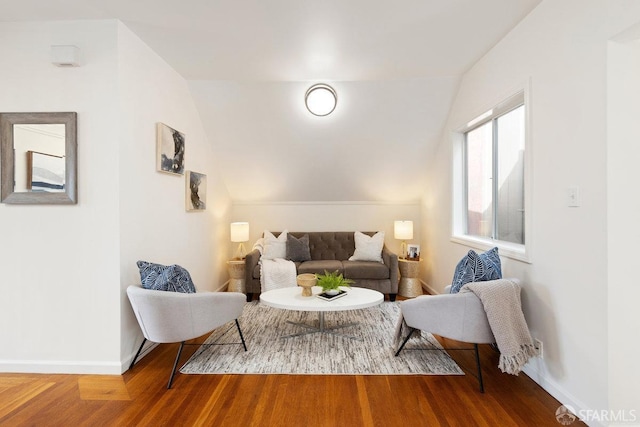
[453,90,529,260]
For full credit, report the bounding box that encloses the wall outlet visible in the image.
[534,339,543,358]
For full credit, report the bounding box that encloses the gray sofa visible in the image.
[244,231,399,301]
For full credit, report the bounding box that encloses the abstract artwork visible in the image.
[186,171,206,211]
[156,122,185,175]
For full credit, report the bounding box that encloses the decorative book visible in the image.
[316,290,348,301]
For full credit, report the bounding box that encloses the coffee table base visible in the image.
[283,312,362,341]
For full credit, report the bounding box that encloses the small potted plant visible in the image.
[315,270,353,295]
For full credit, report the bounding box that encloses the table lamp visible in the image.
[230,222,250,259]
[394,220,413,259]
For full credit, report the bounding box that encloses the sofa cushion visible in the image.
[343,260,390,280]
[297,260,343,275]
[263,230,288,259]
[305,232,354,260]
[349,231,384,262]
[137,260,196,293]
[286,233,311,262]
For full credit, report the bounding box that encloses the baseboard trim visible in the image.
[0,360,123,375]
[521,363,604,427]
[121,341,159,374]
[217,280,229,292]
[420,279,439,295]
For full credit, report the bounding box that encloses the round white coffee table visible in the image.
[259,286,384,340]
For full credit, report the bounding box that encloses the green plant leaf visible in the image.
[315,269,353,291]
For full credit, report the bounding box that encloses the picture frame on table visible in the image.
[407,244,420,260]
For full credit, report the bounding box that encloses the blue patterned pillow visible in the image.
[478,247,502,280]
[449,247,502,293]
[137,261,196,293]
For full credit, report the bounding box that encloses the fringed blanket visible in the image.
[461,279,537,375]
[260,258,297,292]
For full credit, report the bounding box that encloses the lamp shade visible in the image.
[394,221,413,240]
[230,222,249,242]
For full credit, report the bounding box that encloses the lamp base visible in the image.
[233,243,247,260]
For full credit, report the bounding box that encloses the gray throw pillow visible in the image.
[137,260,196,293]
[286,234,311,262]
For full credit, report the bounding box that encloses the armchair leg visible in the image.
[394,328,417,356]
[167,341,185,389]
[474,343,484,393]
[236,319,247,351]
[394,330,485,393]
[389,293,397,302]
[129,338,147,370]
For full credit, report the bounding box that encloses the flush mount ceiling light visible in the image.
[305,83,337,116]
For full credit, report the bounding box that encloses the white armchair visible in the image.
[395,279,521,392]
[127,285,247,388]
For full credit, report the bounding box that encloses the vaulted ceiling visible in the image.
[2,0,541,202]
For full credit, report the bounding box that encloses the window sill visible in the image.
[450,235,531,264]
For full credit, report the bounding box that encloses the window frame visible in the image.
[451,86,532,263]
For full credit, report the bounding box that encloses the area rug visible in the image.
[180,301,463,375]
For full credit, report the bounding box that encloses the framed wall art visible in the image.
[156,122,185,175]
[186,171,206,211]
[407,244,420,260]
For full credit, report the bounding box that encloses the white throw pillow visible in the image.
[262,230,288,260]
[349,231,385,263]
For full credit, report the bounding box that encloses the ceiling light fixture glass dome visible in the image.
[305,83,337,116]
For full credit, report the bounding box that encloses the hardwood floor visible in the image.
[0,332,582,426]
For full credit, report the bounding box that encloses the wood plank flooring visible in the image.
[0,335,582,426]
[0,294,584,426]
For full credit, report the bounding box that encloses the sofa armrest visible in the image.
[244,248,261,284]
[382,246,399,287]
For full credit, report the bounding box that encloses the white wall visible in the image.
[607,31,640,421]
[0,21,122,373]
[422,0,640,423]
[189,78,458,204]
[0,20,233,374]
[116,23,232,367]
[232,202,420,258]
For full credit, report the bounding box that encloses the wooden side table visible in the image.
[398,259,422,298]
[227,260,246,294]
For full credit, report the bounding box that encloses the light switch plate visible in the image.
[567,186,580,207]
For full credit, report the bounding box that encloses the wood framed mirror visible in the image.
[1,112,77,204]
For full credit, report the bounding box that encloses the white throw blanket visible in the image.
[260,258,297,292]
[461,279,537,375]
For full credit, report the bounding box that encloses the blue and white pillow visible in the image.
[449,247,502,293]
[137,260,196,293]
